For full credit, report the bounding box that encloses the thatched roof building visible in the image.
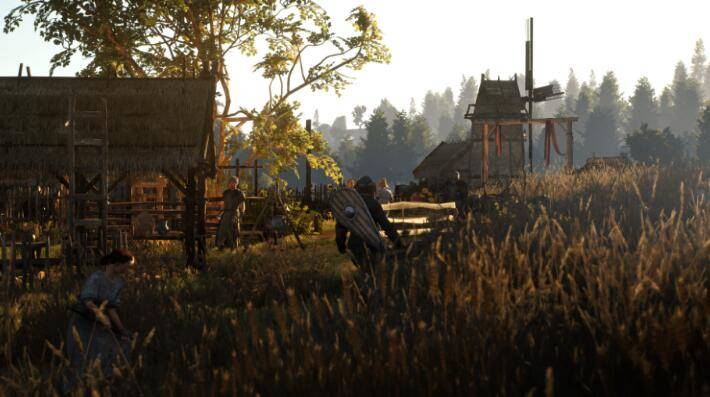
[412,141,472,181]
[0,77,215,178]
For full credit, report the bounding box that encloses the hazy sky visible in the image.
[1,1,708,128]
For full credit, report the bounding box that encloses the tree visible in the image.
[625,124,684,164]
[584,106,619,157]
[564,68,580,113]
[390,111,417,183]
[659,87,674,129]
[375,98,398,125]
[670,62,703,137]
[354,111,390,179]
[598,71,622,113]
[697,105,710,163]
[704,65,710,100]
[690,39,706,88]
[409,114,431,157]
[628,77,659,131]
[352,105,368,129]
[4,2,390,180]
[422,91,441,137]
[575,83,594,134]
[453,76,478,128]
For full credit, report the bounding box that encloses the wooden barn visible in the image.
[0,76,217,267]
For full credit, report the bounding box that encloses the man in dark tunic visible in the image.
[445,171,469,216]
[216,176,246,250]
[335,176,401,267]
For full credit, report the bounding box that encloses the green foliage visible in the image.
[628,77,659,131]
[4,1,390,181]
[250,102,342,182]
[351,105,367,129]
[583,106,619,157]
[671,62,703,135]
[626,124,684,164]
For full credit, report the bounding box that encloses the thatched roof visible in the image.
[470,78,526,120]
[0,77,215,176]
[413,141,471,180]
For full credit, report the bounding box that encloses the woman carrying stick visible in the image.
[64,249,135,392]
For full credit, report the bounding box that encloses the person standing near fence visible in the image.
[376,177,394,204]
[216,176,246,250]
[64,249,135,393]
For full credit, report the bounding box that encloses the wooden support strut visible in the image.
[565,119,574,170]
[481,123,490,186]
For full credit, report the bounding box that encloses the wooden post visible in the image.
[184,169,196,267]
[1,234,6,279]
[304,119,313,204]
[566,119,574,171]
[196,173,207,269]
[481,123,490,186]
[253,160,259,197]
[235,158,240,183]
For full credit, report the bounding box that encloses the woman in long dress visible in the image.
[64,249,135,392]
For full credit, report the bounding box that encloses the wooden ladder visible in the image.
[66,97,109,267]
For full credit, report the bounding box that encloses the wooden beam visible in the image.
[482,123,489,186]
[162,170,188,196]
[566,119,574,171]
[52,172,70,189]
[108,172,128,193]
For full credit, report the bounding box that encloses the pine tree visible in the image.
[598,71,622,113]
[575,83,593,141]
[453,76,478,128]
[422,91,441,137]
[410,114,431,157]
[375,98,398,126]
[659,87,673,129]
[390,111,417,183]
[628,77,659,131]
[697,105,710,163]
[690,39,706,88]
[564,68,580,113]
[355,110,391,179]
[671,61,703,136]
[584,106,619,157]
[704,66,710,100]
[408,98,418,118]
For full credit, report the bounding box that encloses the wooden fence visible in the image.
[381,201,457,240]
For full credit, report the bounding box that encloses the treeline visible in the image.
[315,38,710,184]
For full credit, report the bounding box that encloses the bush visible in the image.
[626,124,685,164]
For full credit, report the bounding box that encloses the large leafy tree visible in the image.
[4,1,390,180]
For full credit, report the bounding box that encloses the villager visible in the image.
[345,178,356,189]
[445,171,469,215]
[376,177,394,204]
[64,249,135,392]
[216,176,246,250]
[335,176,401,267]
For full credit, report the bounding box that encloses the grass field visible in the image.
[1,165,708,396]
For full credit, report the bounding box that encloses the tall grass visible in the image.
[1,165,708,396]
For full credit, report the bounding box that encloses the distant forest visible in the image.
[308,38,710,186]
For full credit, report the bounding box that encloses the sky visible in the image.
[1,0,708,129]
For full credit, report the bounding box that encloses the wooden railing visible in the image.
[381,201,457,239]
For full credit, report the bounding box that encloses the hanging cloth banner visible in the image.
[495,125,502,158]
[544,120,565,166]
